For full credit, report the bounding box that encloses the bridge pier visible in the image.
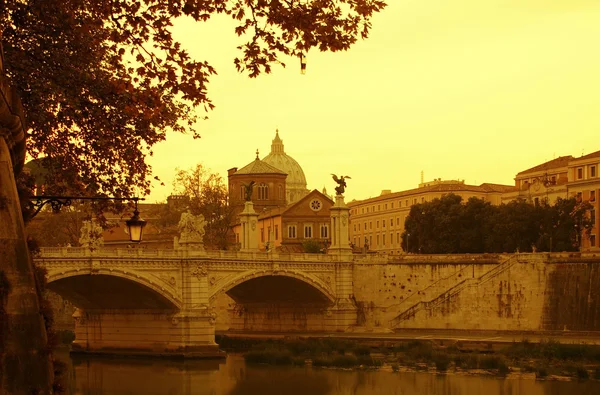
[71,308,222,358]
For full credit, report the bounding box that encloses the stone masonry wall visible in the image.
[354,254,600,332]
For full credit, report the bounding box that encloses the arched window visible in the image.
[240,185,245,200]
[258,183,268,200]
[278,184,283,200]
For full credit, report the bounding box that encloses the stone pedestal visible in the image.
[71,309,223,358]
[329,195,352,257]
[239,201,259,252]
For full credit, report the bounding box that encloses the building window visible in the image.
[288,225,297,239]
[413,198,417,204]
[258,183,269,200]
[261,228,264,242]
[240,186,245,200]
[353,224,356,232]
[398,201,401,208]
[275,225,279,240]
[591,191,596,202]
[396,217,400,226]
[421,197,425,203]
[376,220,379,229]
[385,204,388,210]
[391,202,394,209]
[591,235,596,247]
[383,220,386,228]
[397,232,400,244]
[405,200,409,206]
[551,175,556,184]
[591,209,596,226]
[362,208,364,214]
[376,234,379,246]
[592,166,597,178]
[278,184,283,199]
[372,205,375,212]
[369,222,372,230]
[304,225,312,238]
[382,234,386,246]
[369,236,372,246]
[378,205,380,211]
[577,192,583,201]
[320,224,328,238]
[577,167,583,180]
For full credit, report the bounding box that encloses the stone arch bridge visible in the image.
[36,247,356,357]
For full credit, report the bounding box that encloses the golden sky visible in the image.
[148,0,600,202]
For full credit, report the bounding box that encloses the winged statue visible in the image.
[242,180,256,201]
[331,174,351,195]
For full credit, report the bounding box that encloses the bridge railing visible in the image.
[37,247,350,262]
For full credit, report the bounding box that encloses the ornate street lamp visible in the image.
[28,195,146,242]
[125,199,146,243]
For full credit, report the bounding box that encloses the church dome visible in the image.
[262,130,309,204]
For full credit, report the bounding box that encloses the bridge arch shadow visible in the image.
[210,270,335,305]
[47,271,182,310]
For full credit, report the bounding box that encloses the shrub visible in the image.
[313,355,359,368]
[432,352,451,372]
[244,349,293,365]
[332,355,359,367]
[497,361,510,376]
[357,356,382,367]
[292,357,306,366]
[535,367,548,378]
[576,366,589,380]
[479,355,506,370]
[353,346,371,357]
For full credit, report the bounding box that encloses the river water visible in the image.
[59,353,600,395]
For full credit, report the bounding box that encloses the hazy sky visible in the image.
[147,0,600,203]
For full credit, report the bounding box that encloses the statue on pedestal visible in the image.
[331,174,351,195]
[242,181,255,201]
[178,210,206,247]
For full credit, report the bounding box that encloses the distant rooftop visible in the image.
[516,156,573,176]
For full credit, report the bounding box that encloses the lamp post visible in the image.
[28,195,146,243]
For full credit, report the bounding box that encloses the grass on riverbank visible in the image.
[217,335,600,379]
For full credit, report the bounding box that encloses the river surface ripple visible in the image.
[59,352,600,395]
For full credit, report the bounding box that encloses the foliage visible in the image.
[25,205,88,247]
[301,238,326,253]
[244,348,293,365]
[157,164,235,249]
[402,195,593,253]
[2,0,386,199]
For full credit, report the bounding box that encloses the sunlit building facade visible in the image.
[504,151,600,251]
[348,179,513,254]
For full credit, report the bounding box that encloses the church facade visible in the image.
[229,130,330,252]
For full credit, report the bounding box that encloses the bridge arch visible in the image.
[46,268,182,310]
[209,269,336,304]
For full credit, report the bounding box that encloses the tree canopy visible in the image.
[402,194,593,254]
[1,0,386,198]
[150,164,234,249]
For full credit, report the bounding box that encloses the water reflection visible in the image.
[61,352,600,395]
